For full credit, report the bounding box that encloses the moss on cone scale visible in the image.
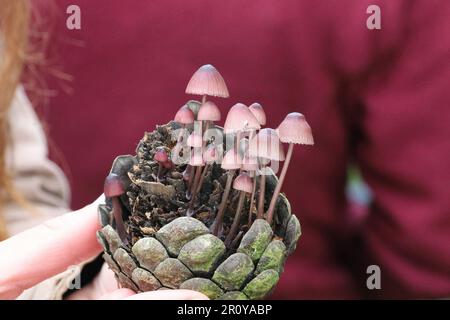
[98,119,303,299]
[180,278,224,299]
[132,237,168,272]
[255,240,286,275]
[243,269,279,300]
[212,253,254,291]
[153,258,193,289]
[178,234,226,275]
[237,219,273,262]
[155,217,209,256]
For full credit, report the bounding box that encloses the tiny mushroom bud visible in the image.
[233,172,253,194]
[203,144,218,164]
[154,147,169,162]
[266,113,314,224]
[154,147,169,181]
[225,172,253,246]
[104,173,128,243]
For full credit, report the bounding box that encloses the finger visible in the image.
[98,288,136,300]
[0,197,104,299]
[126,289,209,300]
[93,263,121,296]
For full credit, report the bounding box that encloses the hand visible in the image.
[0,198,208,300]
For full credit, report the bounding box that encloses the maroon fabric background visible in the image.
[30,0,450,298]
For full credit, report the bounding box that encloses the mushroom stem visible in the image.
[111,197,128,244]
[266,143,293,224]
[187,166,196,198]
[257,170,266,219]
[156,163,163,181]
[188,164,203,209]
[202,95,206,104]
[211,169,236,235]
[195,164,209,194]
[225,191,246,247]
[247,130,257,225]
[196,120,212,192]
[248,171,257,225]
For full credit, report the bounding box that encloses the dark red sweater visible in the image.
[34,0,450,298]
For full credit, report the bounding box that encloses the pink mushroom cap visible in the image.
[174,105,195,124]
[249,103,266,126]
[233,172,253,193]
[221,148,242,170]
[249,128,285,161]
[203,145,218,163]
[154,148,169,163]
[104,173,125,197]
[185,64,230,98]
[187,132,203,148]
[277,112,314,145]
[198,101,221,122]
[223,103,261,134]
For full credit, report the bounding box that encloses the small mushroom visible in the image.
[104,173,128,244]
[266,113,313,224]
[223,103,260,135]
[224,172,253,247]
[249,128,285,219]
[198,101,221,140]
[174,105,195,142]
[198,101,221,122]
[195,144,218,194]
[154,147,169,181]
[210,148,242,236]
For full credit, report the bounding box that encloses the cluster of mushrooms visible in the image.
[105,64,313,248]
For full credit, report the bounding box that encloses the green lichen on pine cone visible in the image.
[97,122,302,299]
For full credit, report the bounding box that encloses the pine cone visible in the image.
[97,122,302,300]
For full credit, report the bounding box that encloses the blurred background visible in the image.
[18,0,450,298]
